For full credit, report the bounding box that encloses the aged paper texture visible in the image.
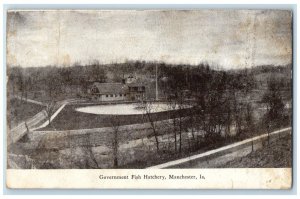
[6,9,292,189]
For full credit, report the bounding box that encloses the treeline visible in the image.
[8,60,290,102]
[8,60,291,104]
[7,62,107,101]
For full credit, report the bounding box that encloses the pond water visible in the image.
[75,102,188,115]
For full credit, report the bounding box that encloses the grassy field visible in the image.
[41,104,189,131]
[7,98,45,128]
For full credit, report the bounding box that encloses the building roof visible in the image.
[92,82,128,94]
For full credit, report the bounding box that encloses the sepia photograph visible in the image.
[5,9,293,189]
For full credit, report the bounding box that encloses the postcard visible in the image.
[6,9,292,189]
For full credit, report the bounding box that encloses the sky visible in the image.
[6,10,292,69]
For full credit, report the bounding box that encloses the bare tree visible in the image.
[262,77,286,130]
[84,133,100,168]
[109,115,121,168]
[88,60,107,83]
[142,101,160,152]
[167,90,186,154]
[176,92,185,153]
[167,97,178,152]
[15,67,25,100]
[245,103,255,151]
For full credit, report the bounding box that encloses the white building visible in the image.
[89,82,129,101]
[88,78,146,101]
